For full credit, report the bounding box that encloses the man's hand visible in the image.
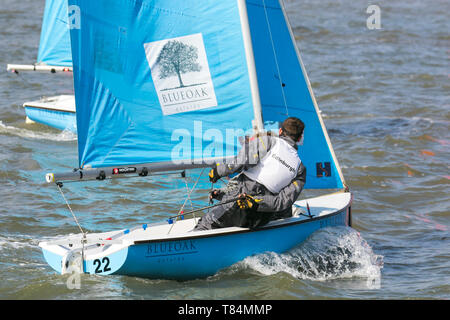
[208,167,220,183]
[209,189,224,201]
[237,193,261,209]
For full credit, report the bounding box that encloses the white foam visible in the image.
[0,121,76,141]
[0,235,36,251]
[239,227,383,289]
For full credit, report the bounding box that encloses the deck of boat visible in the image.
[40,192,351,250]
[23,94,75,113]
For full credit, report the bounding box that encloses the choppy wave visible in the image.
[0,235,36,251]
[237,227,383,289]
[0,121,76,141]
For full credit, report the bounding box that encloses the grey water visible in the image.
[0,0,448,299]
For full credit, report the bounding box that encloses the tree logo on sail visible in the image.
[144,33,217,116]
[157,40,202,88]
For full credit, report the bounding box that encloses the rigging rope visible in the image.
[56,182,86,236]
[183,172,195,212]
[168,168,206,234]
[179,168,205,214]
[55,182,87,273]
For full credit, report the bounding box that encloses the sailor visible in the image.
[194,117,307,230]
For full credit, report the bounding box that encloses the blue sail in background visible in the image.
[246,0,344,189]
[69,0,256,169]
[37,0,72,67]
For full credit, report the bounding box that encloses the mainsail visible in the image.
[51,0,344,191]
[70,0,258,170]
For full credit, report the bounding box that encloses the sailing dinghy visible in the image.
[40,0,352,280]
[7,0,76,132]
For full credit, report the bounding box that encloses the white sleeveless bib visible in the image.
[243,137,301,193]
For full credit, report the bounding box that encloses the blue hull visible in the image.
[114,206,350,280]
[25,106,76,133]
[40,193,352,280]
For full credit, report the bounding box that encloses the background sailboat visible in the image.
[6,0,76,132]
[40,0,352,280]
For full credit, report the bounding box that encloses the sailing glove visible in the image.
[208,167,220,183]
[209,189,224,201]
[237,194,262,210]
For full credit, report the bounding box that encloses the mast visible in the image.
[237,0,264,133]
[278,0,347,188]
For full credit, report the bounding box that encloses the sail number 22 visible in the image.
[93,257,111,274]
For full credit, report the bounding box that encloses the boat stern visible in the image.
[39,241,65,274]
[39,236,130,276]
